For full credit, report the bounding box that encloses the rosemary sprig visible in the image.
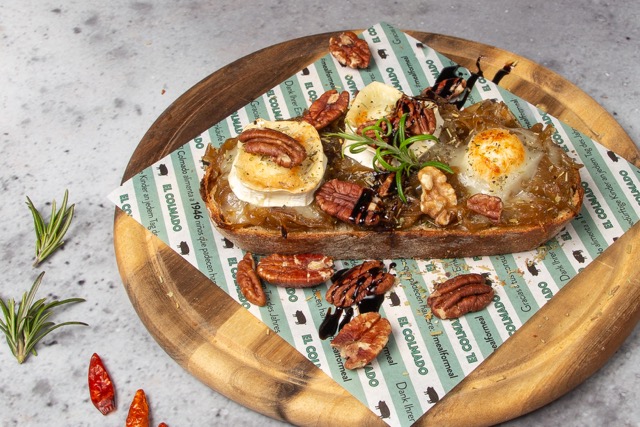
[0,272,87,364]
[327,114,453,202]
[26,189,75,267]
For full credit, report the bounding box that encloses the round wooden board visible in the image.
[114,31,640,426]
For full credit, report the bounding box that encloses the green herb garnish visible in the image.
[0,272,87,363]
[327,114,453,202]
[26,190,75,267]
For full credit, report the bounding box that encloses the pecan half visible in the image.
[421,77,467,102]
[238,128,307,168]
[427,273,494,319]
[303,90,350,130]
[326,260,396,308]
[330,312,391,369]
[393,95,438,136]
[467,193,503,223]
[418,166,458,226]
[257,253,334,288]
[236,252,266,306]
[315,179,382,226]
[375,173,396,198]
[329,31,371,69]
[356,118,391,141]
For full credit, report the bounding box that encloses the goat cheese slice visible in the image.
[228,119,327,207]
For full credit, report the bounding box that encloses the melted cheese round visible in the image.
[228,119,327,207]
[345,81,404,133]
[343,82,403,167]
[343,81,443,168]
[453,127,543,200]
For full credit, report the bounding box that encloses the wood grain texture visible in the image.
[114,31,640,426]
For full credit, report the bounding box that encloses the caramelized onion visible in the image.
[207,99,582,233]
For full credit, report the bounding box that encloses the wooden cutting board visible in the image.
[113,31,640,426]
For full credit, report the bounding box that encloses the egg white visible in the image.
[451,127,543,201]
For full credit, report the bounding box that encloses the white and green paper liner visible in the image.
[109,22,640,426]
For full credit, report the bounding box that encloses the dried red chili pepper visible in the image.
[126,389,150,427]
[158,423,169,427]
[88,353,116,415]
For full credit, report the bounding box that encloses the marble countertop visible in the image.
[1,1,638,426]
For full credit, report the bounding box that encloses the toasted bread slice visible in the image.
[200,160,583,259]
[200,97,584,260]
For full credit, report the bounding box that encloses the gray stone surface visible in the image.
[1,0,638,426]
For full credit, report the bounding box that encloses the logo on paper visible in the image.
[157,164,169,176]
[376,400,391,419]
[424,386,439,404]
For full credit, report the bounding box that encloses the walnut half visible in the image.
[418,166,457,226]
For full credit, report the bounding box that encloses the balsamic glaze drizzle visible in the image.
[434,65,463,83]
[338,307,354,330]
[454,56,484,109]
[318,307,343,340]
[491,61,517,85]
[319,262,397,339]
[357,294,385,314]
[349,188,378,226]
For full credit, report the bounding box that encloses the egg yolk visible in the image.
[467,128,526,183]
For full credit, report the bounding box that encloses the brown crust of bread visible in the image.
[200,160,584,259]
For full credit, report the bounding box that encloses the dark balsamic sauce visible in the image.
[492,61,516,85]
[338,307,354,330]
[349,188,377,225]
[435,65,463,83]
[331,268,348,283]
[318,307,343,340]
[358,294,385,313]
[319,262,394,339]
[454,56,484,109]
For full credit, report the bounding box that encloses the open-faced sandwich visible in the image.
[200,77,584,260]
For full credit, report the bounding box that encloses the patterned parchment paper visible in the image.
[110,22,640,426]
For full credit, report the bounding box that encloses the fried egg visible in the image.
[228,119,327,207]
[452,127,543,200]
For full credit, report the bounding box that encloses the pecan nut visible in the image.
[315,179,382,226]
[330,312,391,369]
[418,166,457,226]
[467,193,503,223]
[356,118,391,140]
[329,31,371,69]
[421,77,467,102]
[238,128,307,168]
[427,273,494,319]
[393,95,438,136]
[303,90,350,130]
[375,172,396,198]
[256,253,334,288]
[326,260,396,308]
[236,252,266,306]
